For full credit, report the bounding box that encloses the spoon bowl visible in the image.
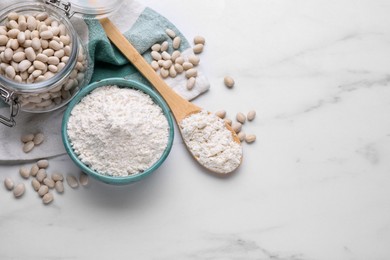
[99,18,242,174]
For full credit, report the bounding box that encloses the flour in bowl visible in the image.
[67,85,169,176]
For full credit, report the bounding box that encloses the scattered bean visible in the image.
[245,134,256,143]
[160,68,169,78]
[22,141,34,153]
[194,35,205,45]
[55,181,64,193]
[185,68,197,79]
[161,51,171,60]
[231,122,242,133]
[193,43,204,54]
[238,132,246,142]
[215,110,226,119]
[31,178,40,191]
[188,54,200,66]
[13,183,25,198]
[30,164,39,176]
[224,76,235,88]
[224,118,232,126]
[182,62,193,70]
[42,192,54,204]
[174,63,183,73]
[21,133,34,143]
[4,177,14,190]
[79,172,89,187]
[247,110,256,121]
[236,112,246,124]
[51,172,64,182]
[19,167,30,179]
[172,36,181,49]
[36,169,47,182]
[186,77,196,90]
[43,177,55,189]
[66,175,78,188]
[151,43,161,52]
[38,185,49,196]
[33,133,44,145]
[151,51,161,61]
[169,65,177,78]
[165,28,176,38]
[160,41,169,52]
[151,60,159,71]
[37,159,49,169]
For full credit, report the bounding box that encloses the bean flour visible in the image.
[180,110,242,174]
[67,85,169,176]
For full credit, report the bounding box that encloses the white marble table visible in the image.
[1,0,390,259]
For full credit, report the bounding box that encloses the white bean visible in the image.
[165,28,176,38]
[24,47,36,61]
[186,77,196,90]
[245,134,256,143]
[151,51,161,61]
[238,132,246,142]
[185,68,198,79]
[43,178,55,189]
[151,43,161,52]
[18,60,32,72]
[38,185,49,196]
[37,159,49,168]
[160,41,169,52]
[182,62,193,70]
[66,175,79,188]
[33,60,46,70]
[0,35,8,45]
[31,178,40,191]
[19,167,30,179]
[188,54,200,66]
[224,76,235,88]
[79,172,89,186]
[12,52,25,62]
[36,169,47,182]
[51,173,64,182]
[55,181,64,193]
[193,43,204,54]
[174,63,183,73]
[172,36,181,49]
[215,110,226,119]
[42,192,54,204]
[247,110,256,121]
[236,112,246,124]
[4,177,14,190]
[23,141,34,153]
[194,35,206,45]
[30,164,39,177]
[13,183,25,198]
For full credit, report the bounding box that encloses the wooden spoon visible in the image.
[99,18,242,174]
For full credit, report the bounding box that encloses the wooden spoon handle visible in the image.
[99,18,201,122]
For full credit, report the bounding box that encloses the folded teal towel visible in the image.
[86,7,187,83]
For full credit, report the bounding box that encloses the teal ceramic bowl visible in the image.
[61,78,174,185]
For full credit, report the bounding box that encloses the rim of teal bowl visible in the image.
[61,78,174,185]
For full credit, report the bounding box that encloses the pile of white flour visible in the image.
[67,85,169,176]
[179,110,242,174]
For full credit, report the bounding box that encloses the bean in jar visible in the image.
[0,2,91,127]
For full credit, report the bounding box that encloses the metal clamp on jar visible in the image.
[0,0,122,127]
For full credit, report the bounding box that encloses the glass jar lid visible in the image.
[44,0,123,18]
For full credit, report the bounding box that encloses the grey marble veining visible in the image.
[1,0,390,259]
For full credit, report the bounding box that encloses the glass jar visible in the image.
[0,0,114,127]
